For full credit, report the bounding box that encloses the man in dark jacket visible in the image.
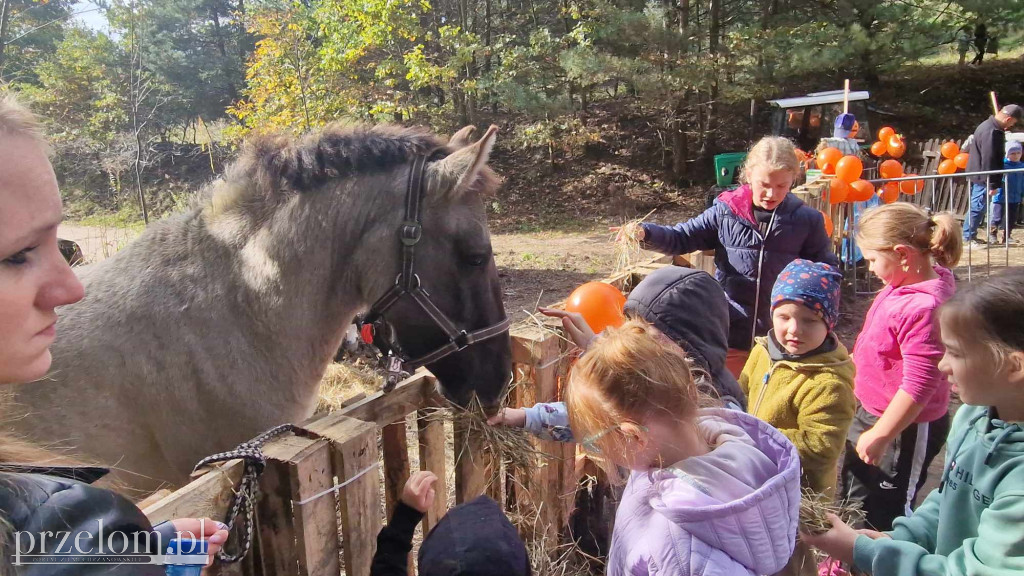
[963,104,1022,248]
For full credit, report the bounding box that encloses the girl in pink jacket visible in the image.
[841,203,962,533]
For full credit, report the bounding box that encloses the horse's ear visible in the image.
[429,125,497,199]
[448,126,477,149]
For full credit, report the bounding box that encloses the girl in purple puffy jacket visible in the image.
[564,318,802,576]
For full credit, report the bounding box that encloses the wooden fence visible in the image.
[143,255,691,576]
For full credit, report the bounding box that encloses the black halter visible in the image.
[360,152,511,390]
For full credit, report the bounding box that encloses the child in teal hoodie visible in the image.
[805,268,1024,575]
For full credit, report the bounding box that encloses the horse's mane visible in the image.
[206,123,449,212]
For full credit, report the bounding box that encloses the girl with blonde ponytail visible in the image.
[839,202,960,533]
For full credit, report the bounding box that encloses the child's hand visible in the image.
[855,528,891,541]
[400,471,438,513]
[855,427,893,466]
[487,407,527,428]
[170,518,229,566]
[800,513,858,566]
[538,307,596,349]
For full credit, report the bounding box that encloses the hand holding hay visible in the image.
[798,488,865,536]
[611,211,652,273]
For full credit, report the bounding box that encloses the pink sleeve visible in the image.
[895,306,945,405]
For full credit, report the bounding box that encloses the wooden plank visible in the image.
[143,459,244,525]
[306,416,381,576]
[257,434,316,576]
[325,370,435,427]
[382,421,412,519]
[416,409,448,534]
[454,418,488,504]
[383,419,414,576]
[530,333,564,542]
[137,489,173,511]
[286,439,341,576]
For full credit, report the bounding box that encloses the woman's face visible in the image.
[0,135,84,385]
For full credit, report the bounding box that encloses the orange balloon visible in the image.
[954,152,969,169]
[879,159,904,179]
[828,178,849,204]
[565,282,627,333]
[888,138,906,159]
[821,210,834,237]
[816,147,843,171]
[835,155,864,183]
[899,174,924,195]
[848,179,876,202]
[822,162,836,175]
[879,182,899,204]
[940,141,960,159]
[870,141,887,157]
[878,126,896,142]
[937,158,957,175]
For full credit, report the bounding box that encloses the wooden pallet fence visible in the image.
[142,255,709,575]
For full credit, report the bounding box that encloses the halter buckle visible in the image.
[400,221,422,246]
[454,330,471,351]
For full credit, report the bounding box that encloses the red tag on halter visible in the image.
[360,324,375,345]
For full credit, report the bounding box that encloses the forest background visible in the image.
[2,0,1023,231]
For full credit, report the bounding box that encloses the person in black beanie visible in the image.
[371,471,531,576]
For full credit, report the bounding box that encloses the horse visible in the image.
[14,124,513,492]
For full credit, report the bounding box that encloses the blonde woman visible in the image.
[625,137,839,374]
[0,93,227,574]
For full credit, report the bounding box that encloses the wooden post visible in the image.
[454,418,488,504]
[305,416,381,576]
[256,434,309,575]
[382,421,412,518]
[283,439,341,575]
[510,326,564,542]
[417,409,448,533]
[381,420,414,575]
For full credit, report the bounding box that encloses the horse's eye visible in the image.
[465,254,488,267]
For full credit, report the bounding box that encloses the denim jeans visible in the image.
[962,183,989,241]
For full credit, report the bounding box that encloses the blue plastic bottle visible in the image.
[164,539,208,576]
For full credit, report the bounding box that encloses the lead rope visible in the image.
[190,423,297,563]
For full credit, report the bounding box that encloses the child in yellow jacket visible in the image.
[741,259,856,576]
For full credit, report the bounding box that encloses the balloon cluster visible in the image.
[870,126,906,159]
[815,148,881,205]
[937,141,970,175]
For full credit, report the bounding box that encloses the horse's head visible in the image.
[216,124,513,411]
[369,126,512,409]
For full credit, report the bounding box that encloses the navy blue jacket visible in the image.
[642,185,838,350]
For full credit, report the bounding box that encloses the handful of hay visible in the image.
[612,209,654,274]
[419,393,559,484]
[799,488,865,536]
